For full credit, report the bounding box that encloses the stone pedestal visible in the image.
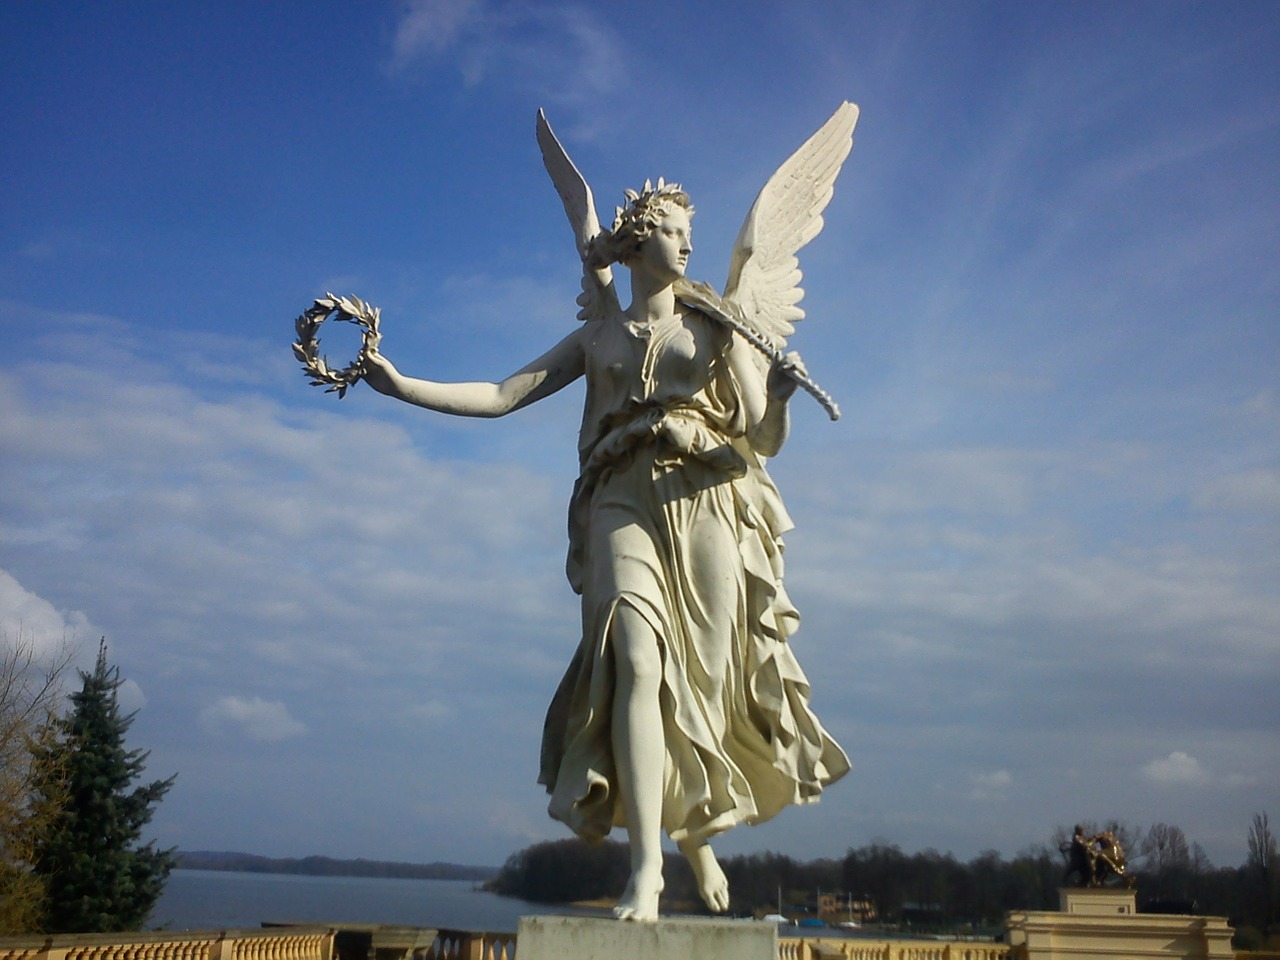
[1060,886,1138,916]
[1005,888,1234,959]
[517,915,777,960]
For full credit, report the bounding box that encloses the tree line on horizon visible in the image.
[1,636,175,935]
[175,850,495,882]
[487,815,1278,947]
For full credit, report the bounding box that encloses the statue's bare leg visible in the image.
[611,603,665,921]
[679,837,730,913]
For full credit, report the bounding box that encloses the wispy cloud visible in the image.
[1193,467,1280,513]
[1141,751,1211,787]
[4,294,1277,864]
[968,769,1013,801]
[201,696,307,742]
[384,1,626,131]
[1139,752,1259,791]
[387,0,482,73]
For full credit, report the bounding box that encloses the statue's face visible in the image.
[635,206,692,282]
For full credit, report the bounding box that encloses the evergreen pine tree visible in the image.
[32,639,176,932]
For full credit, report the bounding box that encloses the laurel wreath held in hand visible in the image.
[292,293,382,398]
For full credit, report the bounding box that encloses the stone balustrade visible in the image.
[412,929,515,960]
[21,922,1263,960]
[0,928,523,960]
[0,927,1016,960]
[779,939,1010,960]
[0,928,334,960]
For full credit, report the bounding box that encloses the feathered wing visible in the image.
[536,109,619,323]
[723,101,859,347]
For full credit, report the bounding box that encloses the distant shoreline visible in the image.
[176,851,497,883]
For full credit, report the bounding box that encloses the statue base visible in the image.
[1005,888,1234,959]
[1060,886,1138,916]
[516,915,777,960]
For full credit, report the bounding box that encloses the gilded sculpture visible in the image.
[1062,824,1135,888]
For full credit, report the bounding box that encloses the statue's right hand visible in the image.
[360,349,399,395]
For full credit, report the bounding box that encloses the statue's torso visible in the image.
[584,308,727,405]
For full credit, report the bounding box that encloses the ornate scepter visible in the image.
[672,277,841,421]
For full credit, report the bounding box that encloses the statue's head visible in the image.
[591,178,694,270]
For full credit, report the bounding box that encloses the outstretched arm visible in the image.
[361,327,586,418]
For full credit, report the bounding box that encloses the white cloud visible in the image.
[1192,468,1280,513]
[200,696,307,742]
[387,0,482,72]
[1141,751,1211,786]
[0,568,96,657]
[383,1,625,121]
[968,769,1013,801]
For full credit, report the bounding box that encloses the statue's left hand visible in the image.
[767,351,806,403]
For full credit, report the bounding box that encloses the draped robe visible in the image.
[538,305,849,843]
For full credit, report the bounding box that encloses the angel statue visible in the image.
[358,103,858,921]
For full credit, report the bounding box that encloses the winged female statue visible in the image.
[358,103,858,921]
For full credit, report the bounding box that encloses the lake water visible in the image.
[152,870,577,932]
[152,871,895,940]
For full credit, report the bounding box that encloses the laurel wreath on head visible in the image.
[292,293,382,398]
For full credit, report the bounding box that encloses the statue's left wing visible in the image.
[536,109,619,323]
[722,102,859,346]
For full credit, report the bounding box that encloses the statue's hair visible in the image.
[588,178,694,268]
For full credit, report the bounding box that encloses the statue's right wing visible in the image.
[536,109,620,323]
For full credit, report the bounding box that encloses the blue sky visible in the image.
[2,1,1277,873]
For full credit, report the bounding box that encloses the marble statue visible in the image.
[357,103,858,921]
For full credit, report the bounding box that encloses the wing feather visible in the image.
[724,102,858,345]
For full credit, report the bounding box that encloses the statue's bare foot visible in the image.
[679,839,730,913]
[613,867,663,921]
